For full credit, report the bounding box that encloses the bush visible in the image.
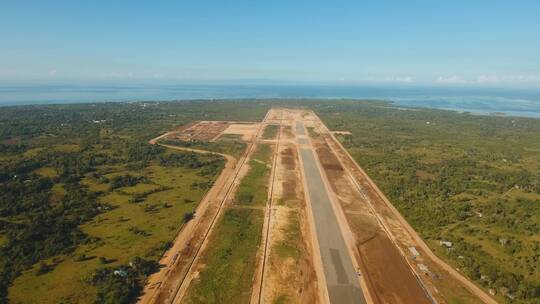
[183,211,195,223]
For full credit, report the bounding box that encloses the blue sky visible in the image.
[1,0,539,87]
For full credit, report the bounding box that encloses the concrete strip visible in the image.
[295,119,366,304]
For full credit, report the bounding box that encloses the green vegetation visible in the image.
[262,124,279,139]
[0,101,267,303]
[274,210,302,259]
[273,294,288,304]
[307,126,319,138]
[235,144,272,206]
[185,208,264,304]
[308,99,540,303]
[3,143,224,304]
[185,143,272,303]
[160,138,246,158]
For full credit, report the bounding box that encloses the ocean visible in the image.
[1,84,539,118]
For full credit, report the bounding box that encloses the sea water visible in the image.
[1,84,539,118]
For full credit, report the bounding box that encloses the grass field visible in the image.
[160,137,247,158]
[274,209,301,259]
[8,158,218,304]
[184,143,273,303]
[235,144,272,206]
[184,208,264,304]
[262,124,279,140]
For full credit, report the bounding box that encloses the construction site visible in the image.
[140,108,498,304]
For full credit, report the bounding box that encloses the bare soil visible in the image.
[282,126,294,139]
[222,123,260,141]
[168,121,230,142]
[263,133,319,303]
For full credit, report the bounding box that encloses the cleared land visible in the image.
[261,124,279,140]
[141,108,496,304]
[171,121,230,142]
[258,110,320,304]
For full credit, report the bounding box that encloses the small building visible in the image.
[439,240,453,248]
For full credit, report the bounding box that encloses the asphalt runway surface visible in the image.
[297,122,366,304]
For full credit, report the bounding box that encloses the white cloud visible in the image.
[477,75,499,83]
[436,75,466,84]
[476,74,540,84]
[383,76,414,82]
[101,72,135,79]
[374,76,414,82]
[48,69,57,76]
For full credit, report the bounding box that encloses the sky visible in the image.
[1,0,539,87]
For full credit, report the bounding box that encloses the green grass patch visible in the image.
[218,134,242,141]
[53,144,81,153]
[235,144,272,206]
[185,208,264,304]
[262,124,279,139]
[307,126,319,138]
[161,139,246,158]
[274,210,301,259]
[34,167,58,178]
[273,294,288,304]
